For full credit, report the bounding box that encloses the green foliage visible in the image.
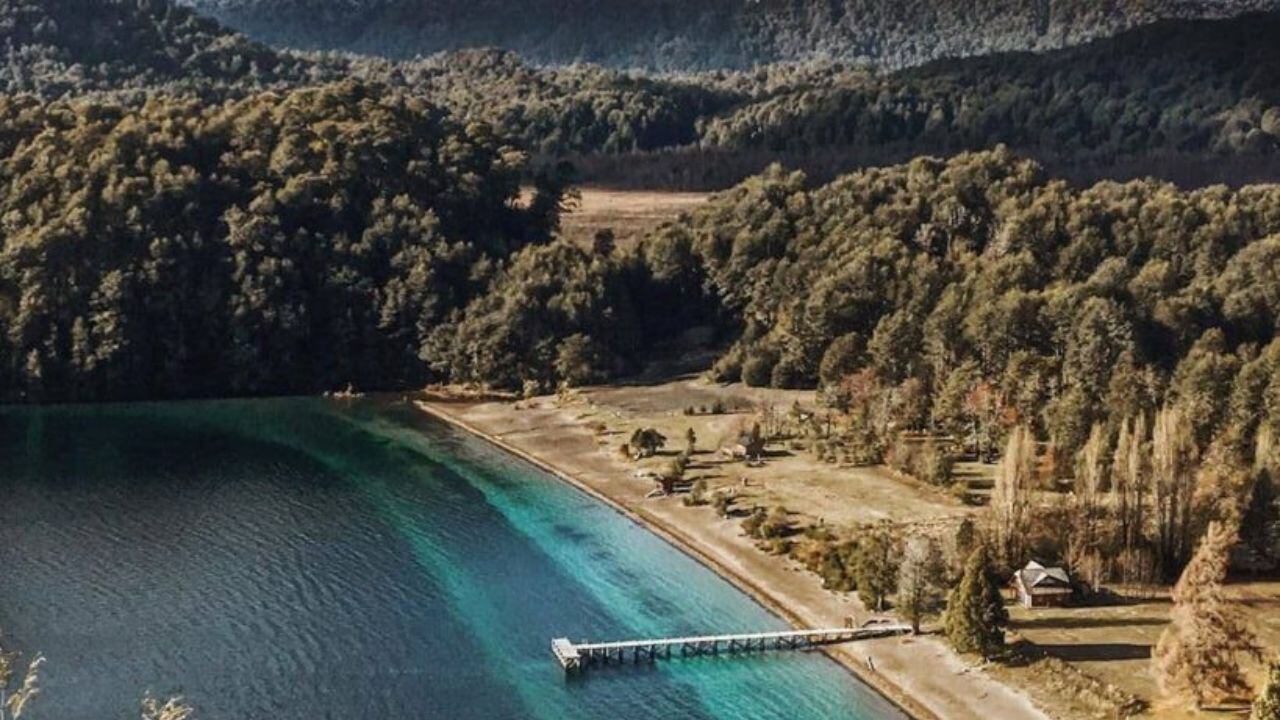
[187,0,1280,73]
[627,428,667,458]
[0,82,554,401]
[9,0,1280,184]
[742,506,791,541]
[654,148,1280,457]
[944,545,1009,658]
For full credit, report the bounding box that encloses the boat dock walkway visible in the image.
[551,624,911,673]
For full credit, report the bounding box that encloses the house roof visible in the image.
[1014,560,1071,591]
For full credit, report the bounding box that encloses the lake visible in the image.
[0,398,904,719]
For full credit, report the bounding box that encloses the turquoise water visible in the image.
[0,399,903,719]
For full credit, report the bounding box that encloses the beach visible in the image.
[415,392,1049,720]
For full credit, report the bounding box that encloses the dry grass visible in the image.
[567,378,974,529]
[1003,581,1280,718]
[557,188,709,247]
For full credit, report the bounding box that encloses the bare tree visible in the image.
[1070,423,1109,590]
[1154,521,1263,708]
[1153,405,1199,581]
[991,425,1036,569]
[896,534,946,633]
[1113,414,1152,583]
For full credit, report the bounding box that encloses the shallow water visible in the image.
[0,398,904,719]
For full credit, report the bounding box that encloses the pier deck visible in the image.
[551,624,911,673]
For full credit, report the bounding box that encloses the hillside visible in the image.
[5,1,1279,179]
[0,0,312,96]
[180,0,1280,71]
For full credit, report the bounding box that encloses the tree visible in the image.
[1113,413,1153,583]
[685,427,697,454]
[944,545,1008,659]
[991,425,1036,570]
[554,334,607,388]
[1152,405,1199,581]
[855,526,899,611]
[951,517,978,580]
[1070,423,1109,590]
[1153,521,1263,708]
[1253,663,1280,720]
[1241,469,1280,572]
[819,332,866,387]
[629,428,667,457]
[897,534,947,633]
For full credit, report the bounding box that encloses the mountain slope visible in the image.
[180,0,1280,71]
[0,0,311,95]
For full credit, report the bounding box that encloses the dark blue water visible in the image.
[0,399,903,720]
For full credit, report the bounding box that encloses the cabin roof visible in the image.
[1013,560,1071,592]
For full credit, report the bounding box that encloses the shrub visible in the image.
[741,347,778,387]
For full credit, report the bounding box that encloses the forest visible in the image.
[0,82,570,401]
[648,148,1280,460]
[7,0,1280,190]
[181,0,1280,71]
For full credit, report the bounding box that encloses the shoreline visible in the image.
[414,398,939,720]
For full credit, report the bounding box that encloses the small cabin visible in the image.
[1011,561,1073,608]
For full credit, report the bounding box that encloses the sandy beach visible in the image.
[415,392,1049,720]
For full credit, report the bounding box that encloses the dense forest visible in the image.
[0,0,314,96]
[180,0,1280,71]
[0,82,570,401]
[4,0,1280,414]
[6,1,1280,189]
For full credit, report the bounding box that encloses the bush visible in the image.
[683,478,709,506]
[918,445,955,486]
[712,491,732,517]
[758,506,792,539]
[887,439,955,486]
[741,347,778,387]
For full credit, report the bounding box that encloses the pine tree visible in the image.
[1154,521,1263,708]
[1254,663,1280,720]
[944,545,1008,659]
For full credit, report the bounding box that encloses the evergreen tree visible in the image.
[944,545,1008,659]
[1154,521,1264,708]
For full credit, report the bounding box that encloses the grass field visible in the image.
[558,188,709,246]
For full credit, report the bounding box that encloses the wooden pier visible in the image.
[551,624,911,674]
